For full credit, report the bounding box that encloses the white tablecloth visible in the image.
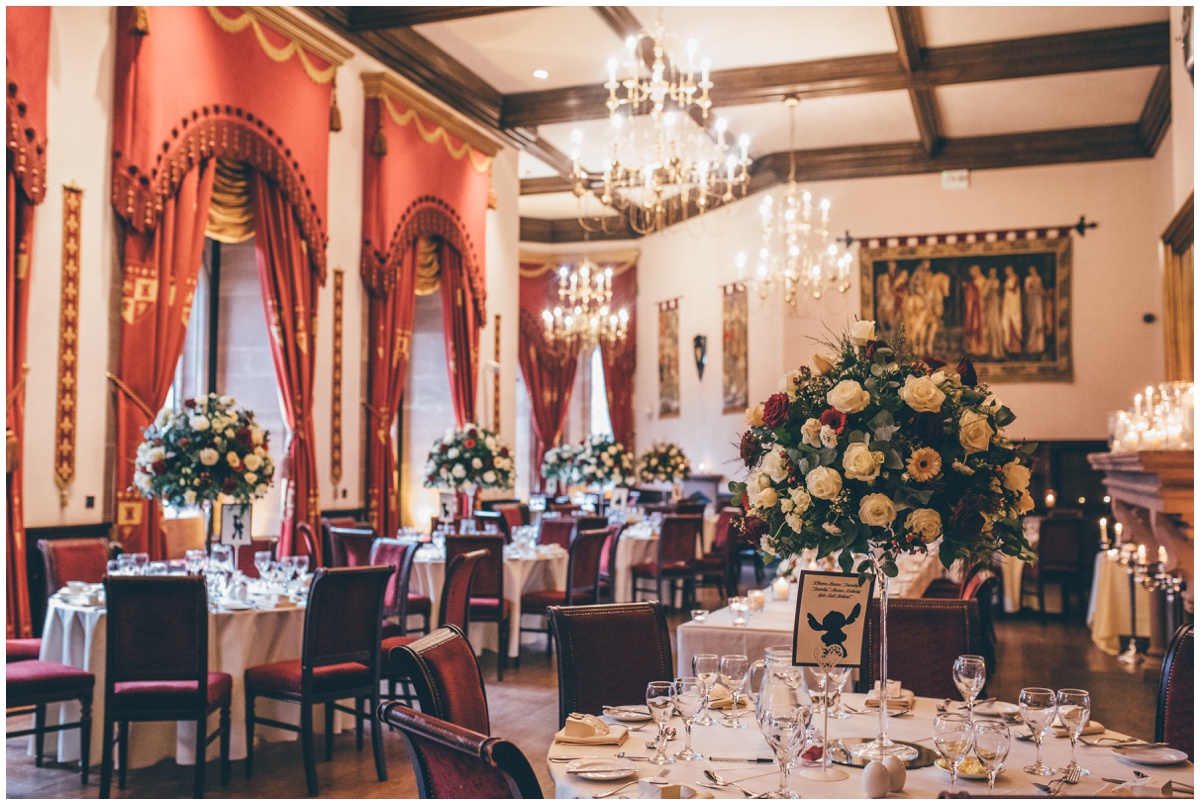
[1087,550,1153,655]
[37,595,351,769]
[549,692,1193,798]
[613,520,718,604]
[676,552,942,677]
[999,515,1041,612]
[410,544,568,658]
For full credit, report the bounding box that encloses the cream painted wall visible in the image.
[483,148,522,472]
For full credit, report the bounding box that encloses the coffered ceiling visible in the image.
[302,5,1173,241]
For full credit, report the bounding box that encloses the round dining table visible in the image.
[547,691,1194,798]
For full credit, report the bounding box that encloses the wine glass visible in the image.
[132,552,150,575]
[952,654,987,717]
[1018,687,1058,776]
[253,550,273,579]
[279,556,298,593]
[972,720,1011,793]
[646,681,676,765]
[756,689,810,798]
[147,561,168,576]
[1056,689,1091,777]
[106,559,122,577]
[185,549,207,576]
[116,553,136,575]
[293,554,310,578]
[728,596,749,626]
[719,654,750,729]
[672,677,704,761]
[692,654,720,727]
[934,713,973,794]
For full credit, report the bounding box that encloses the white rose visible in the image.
[224,428,236,439]
[471,457,483,470]
[219,395,235,407]
[779,498,794,513]
[780,371,803,398]
[959,411,995,455]
[753,487,778,509]
[485,437,497,450]
[447,448,460,459]
[850,319,876,346]
[790,486,812,513]
[800,418,823,448]
[147,447,166,463]
[198,448,219,466]
[483,470,497,484]
[1017,490,1035,514]
[183,489,197,505]
[254,446,266,457]
[811,353,836,376]
[255,484,268,497]
[806,466,843,500]
[155,408,171,427]
[858,493,897,527]
[905,508,942,542]
[759,535,774,554]
[189,415,210,432]
[225,451,240,466]
[251,428,264,445]
[452,464,466,478]
[747,471,772,499]
[608,445,618,455]
[785,511,805,532]
[244,471,258,484]
[760,450,788,483]
[243,453,262,471]
[899,374,947,413]
[843,442,885,482]
[826,379,870,414]
[820,426,839,449]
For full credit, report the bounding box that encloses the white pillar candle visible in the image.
[773,577,790,601]
[747,589,766,610]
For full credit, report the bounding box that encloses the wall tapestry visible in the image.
[658,299,680,418]
[722,283,748,413]
[860,236,1072,382]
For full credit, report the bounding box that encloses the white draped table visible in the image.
[1087,550,1152,655]
[548,692,1194,798]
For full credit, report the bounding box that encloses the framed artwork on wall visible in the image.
[722,283,748,413]
[860,236,1073,382]
[658,299,680,418]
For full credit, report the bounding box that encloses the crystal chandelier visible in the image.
[541,258,629,354]
[570,16,750,235]
[739,98,852,307]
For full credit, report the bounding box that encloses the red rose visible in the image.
[739,431,763,469]
[463,439,477,449]
[183,398,196,409]
[467,429,478,439]
[864,339,889,360]
[911,411,940,441]
[820,408,847,434]
[499,446,510,458]
[923,355,947,370]
[222,478,238,494]
[762,393,790,428]
[956,357,978,387]
[150,460,167,476]
[235,428,253,448]
[950,503,985,538]
[738,514,767,541]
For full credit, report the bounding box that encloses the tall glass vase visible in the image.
[461,483,478,518]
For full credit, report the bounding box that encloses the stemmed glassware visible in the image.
[800,645,849,782]
[933,712,973,795]
[210,545,233,574]
[253,551,273,579]
[728,597,750,627]
[1056,689,1092,777]
[1018,687,1058,776]
[117,554,136,575]
[646,681,676,765]
[672,677,704,761]
[106,559,122,577]
[952,654,987,717]
[972,720,1012,794]
[756,688,810,798]
[185,549,207,576]
[692,654,719,727]
[719,655,749,729]
[131,552,150,575]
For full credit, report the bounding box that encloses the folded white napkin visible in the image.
[637,781,714,799]
[1051,719,1105,737]
[865,680,914,709]
[554,714,629,745]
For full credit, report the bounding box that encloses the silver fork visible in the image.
[593,768,671,798]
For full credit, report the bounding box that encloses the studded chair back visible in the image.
[390,625,489,734]
[369,538,421,629]
[860,598,983,700]
[105,576,207,688]
[538,519,575,551]
[440,550,487,632]
[38,538,109,599]
[1156,623,1194,759]
[301,566,392,682]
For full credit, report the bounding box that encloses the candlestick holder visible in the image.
[1116,551,1142,667]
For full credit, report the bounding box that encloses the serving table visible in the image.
[1087,550,1153,655]
[548,692,1194,798]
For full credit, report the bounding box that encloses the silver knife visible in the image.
[709,756,774,763]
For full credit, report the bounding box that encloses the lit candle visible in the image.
[1136,544,1147,564]
[1045,491,1056,508]
[1099,517,1108,544]
[1142,429,1164,450]
[1158,545,1168,565]
[1114,522,1124,543]
[773,577,790,601]
[1134,393,1143,416]
[747,589,766,610]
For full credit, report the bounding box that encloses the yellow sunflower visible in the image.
[906,447,942,482]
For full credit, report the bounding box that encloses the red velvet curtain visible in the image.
[251,171,320,560]
[517,311,579,490]
[438,241,480,426]
[112,161,217,558]
[600,265,638,448]
[364,241,417,536]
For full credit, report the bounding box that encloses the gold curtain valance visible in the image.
[415,235,441,296]
[206,157,255,244]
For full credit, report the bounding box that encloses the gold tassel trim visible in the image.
[133,6,151,35]
[371,115,388,156]
[329,76,343,132]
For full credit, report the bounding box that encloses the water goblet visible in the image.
[279,556,299,593]
[757,695,810,798]
[1056,688,1091,777]
[646,681,676,765]
[132,552,150,575]
[185,549,207,576]
[672,677,704,761]
[933,712,973,795]
[728,596,749,627]
[253,550,273,579]
[719,654,750,729]
[211,545,233,573]
[293,554,310,577]
[106,559,122,577]
[972,720,1011,794]
[147,561,168,576]
[952,654,987,717]
[692,654,719,727]
[1019,687,1058,776]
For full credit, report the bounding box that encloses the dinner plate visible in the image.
[974,701,1021,719]
[602,705,653,723]
[935,757,993,780]
[566,757,637,780]
[1111,746,1190,766]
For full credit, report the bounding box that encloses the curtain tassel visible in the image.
[133,6,151,35]
[329,76,343,133]
[371,116,388,156]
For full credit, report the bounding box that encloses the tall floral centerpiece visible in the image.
[573,434,636,490]
[135,394,275,546]
[540,443,579,495]
[637,440,692,485]
[424,423,514,515]
[731,320,1035,760]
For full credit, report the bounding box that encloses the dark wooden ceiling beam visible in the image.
[345,6,534,32]
[520,175,575,195]
[889,6,941,158]
[520,216,639,243]
[593,6,642,40]
[1136,66,1172,155]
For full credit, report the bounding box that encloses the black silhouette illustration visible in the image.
[807,603,862,652]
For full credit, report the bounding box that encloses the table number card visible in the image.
[219,503,254,547]
[438,492,456,523]
[792,570,874,667]
[610,487,629,511]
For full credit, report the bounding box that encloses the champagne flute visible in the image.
[1019,687,1058,776]
[972,720,1011,794]
[720,654,750,729]
[646,681,676,765]
[933,713,973,795]
[1056,688,1091,777]
[692,654,719,727]
[672,677,704,761]
[952,654,987,717]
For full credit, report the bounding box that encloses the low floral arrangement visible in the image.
[573,434,636,487]
[135,394,274,508]
[638,440,692,483]
[424,423,514,490]
[541,443,579,485]
[731,319,1036,578]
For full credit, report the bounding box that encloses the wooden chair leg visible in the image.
[356,697,365,751]
[497,619,507,682]
[193,712,206,798]
[34,703,45,767]
[300,704,318,797]
[244,691,256,778]
[117,721,128,791]
[99,716,114,799]
[369,691,388,783]
[219,703,231,786]
[325,701,335,761]
[1037,579,1046,624]
[79,696,92,785]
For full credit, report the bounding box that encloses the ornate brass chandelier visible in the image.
[541,258,629,354]
[570,16,750,235]
[739,98,851,307]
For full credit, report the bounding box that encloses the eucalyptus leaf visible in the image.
[882,449,904,470]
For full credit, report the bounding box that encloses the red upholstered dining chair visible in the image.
[694,507,739,599]
[596,524,625,604]
[37,538,109,599]
[328,526,377,568]
[388,625,489,734]
[445,535,509,680]
[631,514,701,610]
[859,598,984,700]
[100,576,232,798]
[1035,516,1085,621]
[548,602,674,726]
[1156,623,1194,759]
[494,503,529,531]
[370,537,429,638]
[473,510,510,541]
[320,515,358,566]
[675,502,705,516]
[537,518,575,551]
[519,528,609,657]
[244,566,393,797]
[7,658,94,783]
[379,704,543,799]
[296,522,320,564]
[7,638,42,663]
[235,538,277,579]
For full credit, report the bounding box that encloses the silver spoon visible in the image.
[705,769,757,797]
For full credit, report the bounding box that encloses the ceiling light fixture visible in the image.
[541,248,629,355]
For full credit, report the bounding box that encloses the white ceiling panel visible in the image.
[519,191,616,221]
[415,7,622,94]
[518,151,559,180]
[936,67,1160,138]
[921,6,1168,48]
[720,91,921,154]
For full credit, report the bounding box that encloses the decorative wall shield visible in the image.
[693,334,707,379]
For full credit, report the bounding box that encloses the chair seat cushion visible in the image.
[520,588,567,612]
[469,597,512,619]
[112,672,231,711]
[6,660,94,701]
[6,638,42,663]
[630,561,691,578]
[694,555,725,570]
[407,594,432,615]
[245,660,372,696]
